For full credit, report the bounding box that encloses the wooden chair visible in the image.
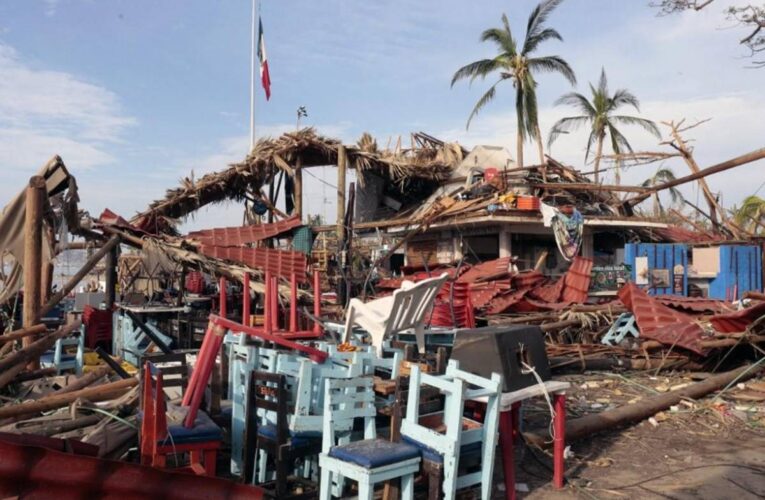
[400,360,502,500]
[343,273,448,354]
[245,369,321,498]
[318,377,420,500]
[140,362,222,476]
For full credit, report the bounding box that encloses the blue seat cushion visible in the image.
[401,436,483,464]
[163,408,223,445]
[328,439,420,469]
[257,424,320,448]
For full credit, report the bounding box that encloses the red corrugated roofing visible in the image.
[457,257,512,283]
[529,278,565,303]
[187,215,302,246]
[198,245,308,281]
[485,290,529,315]
[656,296,734,315]
[561,257,593,303]
[618,283,705,354]
[512,271,547,290]
[709,301,765,334]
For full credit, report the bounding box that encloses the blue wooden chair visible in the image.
[400,360,501,500]
[318,377,420,500]
[41,326,84,375]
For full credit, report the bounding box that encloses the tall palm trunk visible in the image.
[534,123,547,181]
[593,132,605,184]
[516,129,524,169]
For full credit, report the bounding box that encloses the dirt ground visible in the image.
[502,371,765,500]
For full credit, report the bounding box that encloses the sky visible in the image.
[1,0,764,231]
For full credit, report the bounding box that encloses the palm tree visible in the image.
[641,167,683,216]
[548,68,660,184]
[734,195,765,234]
[451,0,576,169]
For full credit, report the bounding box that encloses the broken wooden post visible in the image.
[41,235,121,317]
[0,377,137,420]
[0,324,47,344]
[23,176,45,369]
[105,239,119,308]
[294,156,303,220]
[337,144,347,243]
[524,364,764,447]
[41,226,56,307]
[0,322,80,389]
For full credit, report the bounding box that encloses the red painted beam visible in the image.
[0,439,263,499]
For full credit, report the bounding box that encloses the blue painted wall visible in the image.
[623,243,688,296]
[708,245,763,300]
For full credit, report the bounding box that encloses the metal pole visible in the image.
[249,0,257,151]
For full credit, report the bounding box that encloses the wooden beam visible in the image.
[41,235,121,317]
[0,376,137,420]
[105,240,119,308]
[23,176,45,369]
[337,145,347,242]
[294,156,303,221]
[627,147,765,205]
[0,324,47,344]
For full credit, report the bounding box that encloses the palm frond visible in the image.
[547,115,590,147]
[466,79,502,129]
[523,27,563,54]
[554,91,596,116]
[480,17,517,55]
[528,55,576,85]
[597,67,609,96]
[611,115,661,138]
[584,129,599,163]
[611,88,641,111]
[608,123,634,154]
[451,58,502,87]
[525,0,565,50]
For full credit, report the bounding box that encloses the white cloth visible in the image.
[540,202,558,228]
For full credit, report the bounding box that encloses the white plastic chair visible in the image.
[343,273,448,354]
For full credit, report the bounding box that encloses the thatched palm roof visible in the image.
[131,128,465,233]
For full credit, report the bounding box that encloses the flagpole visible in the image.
[249,0,257,152]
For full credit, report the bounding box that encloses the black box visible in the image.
[450,325,551,393]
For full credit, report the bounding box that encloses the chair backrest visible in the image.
[141,352,188,397]
[385,273,448,336]
[321,377,377,453]
[243,369,290,484]
[141,362,168,456]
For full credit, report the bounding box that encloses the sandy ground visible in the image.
[501,371,765,500]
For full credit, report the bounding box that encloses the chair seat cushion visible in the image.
[401,436,483,464]
[328,439,419,469]
[257,424,321,448]
[40,353,76,365]
[163,408,223,445]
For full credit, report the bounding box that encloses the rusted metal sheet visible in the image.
[618,283,705,353]
[656,296,734,315]
[0,439,263,499]
[561,256,593,303]
[710,301,765,334]
[511,270,546,290]
[457,257,512,283]
[485,290,529,315]
[187,215,302,246]
[198,245,308,281]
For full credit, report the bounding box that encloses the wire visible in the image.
[303,168,337,190]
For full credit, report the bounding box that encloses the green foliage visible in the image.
[451,0,575,142]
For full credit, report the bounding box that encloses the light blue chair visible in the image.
[401,360,502,500]
[41,326,84,375]
[318,377,420,500]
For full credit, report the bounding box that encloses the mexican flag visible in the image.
[258,16,271,100]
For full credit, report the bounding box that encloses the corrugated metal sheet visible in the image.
[485,290,529,315]
[198,245,308,281]
[624,243,687,296]
[656,296,734,315]
[618,283,704,353]
[511,270,546,290]
[457,257,512,283]
[561,256,593,303]
[187,216,302,246]
[709,245,763,300]
[528,278,565,303]
[709,301,765,334]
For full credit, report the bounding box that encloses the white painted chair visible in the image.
[343,273,448,354]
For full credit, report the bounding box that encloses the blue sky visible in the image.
[1,0,763,230]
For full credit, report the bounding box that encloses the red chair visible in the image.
[82,305,112,350]
[140,362,222,476]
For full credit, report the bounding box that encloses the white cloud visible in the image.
[0,42,135,173]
